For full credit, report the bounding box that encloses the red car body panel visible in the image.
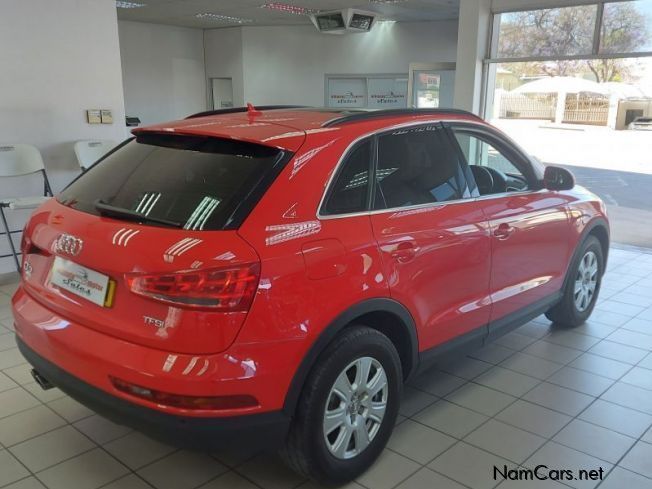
[369,201,492,350]
[483,191,573,321]
[12,108,609,435]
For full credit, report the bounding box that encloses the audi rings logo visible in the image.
[54,234,83,257]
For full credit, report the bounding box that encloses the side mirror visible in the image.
[544,166,575,191]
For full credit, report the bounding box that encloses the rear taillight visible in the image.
[20,233,31,255]
[110,377,258,410]
[20,233,36,272]
[20,232,43,257]
[125,263,260,311]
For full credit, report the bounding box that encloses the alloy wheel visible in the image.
[323,356,388,460]
[574,250,599,312]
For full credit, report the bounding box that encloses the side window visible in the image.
[453,131,530,195]
[374,125,475,210]
[322,139,372,215]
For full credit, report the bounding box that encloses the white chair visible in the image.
[0,144,52,271]
[74,140,117,171]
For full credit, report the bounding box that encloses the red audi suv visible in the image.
[12,106,609,485]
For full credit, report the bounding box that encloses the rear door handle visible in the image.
[493,223,515,240]
[390,241,417,263]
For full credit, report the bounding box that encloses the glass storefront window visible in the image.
[496,5,598,59]
[600,0,652,54]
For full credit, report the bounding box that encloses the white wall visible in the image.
[0,0,126,274]
[204,28,246,107]
[119,21,207,125]
[204,21,458,107]
[454,0,492,113]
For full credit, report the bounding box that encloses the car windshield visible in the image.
[57,134,283,230]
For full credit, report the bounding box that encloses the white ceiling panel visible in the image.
[116,0,460,28]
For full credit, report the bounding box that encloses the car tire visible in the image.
[546,235,604,327]
[281,326,402,486]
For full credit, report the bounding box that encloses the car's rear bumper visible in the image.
[11,284,298,449]
[16,336,290,450]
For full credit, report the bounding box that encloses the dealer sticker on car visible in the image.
[49,257,111,307]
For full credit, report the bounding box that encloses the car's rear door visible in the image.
[368,122,493,353]
[447,123,572,338]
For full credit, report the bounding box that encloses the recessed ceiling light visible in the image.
[195,13,254,23]
[260,3,320,15]
[369,0,408,4]
[116,1,146,8]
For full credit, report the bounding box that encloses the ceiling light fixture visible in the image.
[195,13,254,23]
[260,3,320,15]
[369,0,408,4]
[116,1,146,8]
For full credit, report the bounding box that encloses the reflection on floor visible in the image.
[0,246,652,489]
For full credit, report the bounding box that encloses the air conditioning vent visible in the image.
[310,9,378,34]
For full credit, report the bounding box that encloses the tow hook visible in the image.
[31,369,54,390]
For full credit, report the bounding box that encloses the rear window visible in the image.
[57,134,284,230]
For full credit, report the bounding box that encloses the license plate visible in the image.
[50,257,112,307]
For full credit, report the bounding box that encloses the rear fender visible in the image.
[282,298,419,417]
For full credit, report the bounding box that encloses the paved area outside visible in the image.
[492,119,652,248]
[560,166,652,248]
[1,246,652,489]
[492,120,652,175]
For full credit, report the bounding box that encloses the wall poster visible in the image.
[326,75,408,109]
[367,77,408,108]
[327,78,367,108]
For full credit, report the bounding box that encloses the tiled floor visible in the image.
[1,246,652,489]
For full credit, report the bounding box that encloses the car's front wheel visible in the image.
[282,326,402,485]
[546,235,604,327]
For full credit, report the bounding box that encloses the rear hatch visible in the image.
[20,130,299,354]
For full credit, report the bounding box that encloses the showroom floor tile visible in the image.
[0,245,652,489]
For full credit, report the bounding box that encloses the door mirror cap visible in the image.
[544,166,575,191]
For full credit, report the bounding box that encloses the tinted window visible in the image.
[57,135,282,230]
[322,140,372,215]
[374,125,473,210]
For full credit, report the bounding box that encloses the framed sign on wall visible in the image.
[368,77,408,108]
[327,77,367,108]
[326,74,408,109]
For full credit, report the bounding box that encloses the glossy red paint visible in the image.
[482,191,573,321]
[369,200,492,350]
[13,108,608,426]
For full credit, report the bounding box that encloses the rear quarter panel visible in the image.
[235,127,391,395]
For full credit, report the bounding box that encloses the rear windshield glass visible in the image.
[57,134,283,230]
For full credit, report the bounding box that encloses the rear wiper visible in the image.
[94,200,182,228]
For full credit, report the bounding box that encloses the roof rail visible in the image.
[186,105,309,120]
[322,108,483,127]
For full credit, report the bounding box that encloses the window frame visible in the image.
[318,121,483,219]
[319,136,376,217]
[445,122,544,194]
[371,122,473,211]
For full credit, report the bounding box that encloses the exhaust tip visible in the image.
[31,369,54,390]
